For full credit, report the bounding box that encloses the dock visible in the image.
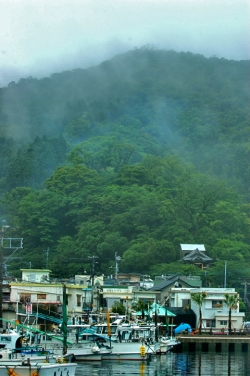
[177,334,250,352]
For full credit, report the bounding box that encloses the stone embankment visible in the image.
[177,333,250,352]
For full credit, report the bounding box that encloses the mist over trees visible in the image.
[0,48,249,289]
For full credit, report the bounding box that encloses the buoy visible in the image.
[140,345,146,357]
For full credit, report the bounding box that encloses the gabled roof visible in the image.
[149,276,193,291]
[182,248,213,263]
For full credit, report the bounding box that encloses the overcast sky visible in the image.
[0,0,249,88]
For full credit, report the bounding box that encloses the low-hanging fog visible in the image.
[0,0,249,88]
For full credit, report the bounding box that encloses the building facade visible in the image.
[169,287,245,330]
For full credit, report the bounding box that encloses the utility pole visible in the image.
[241,282,250,305]
[0,239,3,330]
[224,261,227,288]
[88,256,98,311]
[0,229,23,330]
[62,284,68,355]
[44,248,50,269]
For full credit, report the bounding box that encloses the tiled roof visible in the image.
[149,276,193,291]
[182,248,213,262]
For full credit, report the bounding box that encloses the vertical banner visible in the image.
[26,303,32,314]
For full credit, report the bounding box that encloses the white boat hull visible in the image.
[0,362,77,376]
[66,347,111,361]
[65,340,158,361]
[102,352,151,361]
[102,341,159,361]
[159,338,181,353]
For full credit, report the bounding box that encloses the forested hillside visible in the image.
[0,48,249,287]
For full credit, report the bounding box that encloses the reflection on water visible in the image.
[75,351,249,375]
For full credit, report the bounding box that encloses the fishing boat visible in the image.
[58,314,160,361]
[72,318,161,361]
[0,330,22,352]
[0,328,51,362]
[0,357,77,376]
[0,286,77,376]
[64,343,112,361]
[37,288,109,361]
[159,336,181,353]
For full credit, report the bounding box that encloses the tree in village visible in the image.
[190,291,207,334]
[224,293,241,334]
[131,299,151,320]
[111,301,126,315]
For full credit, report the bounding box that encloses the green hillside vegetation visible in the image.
[0,48,249,289]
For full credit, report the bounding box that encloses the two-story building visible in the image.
[101,285,157,312]
[9,269,91,330]
[190,287,244,330]
[149,274,202,304]
[169,287,245,330]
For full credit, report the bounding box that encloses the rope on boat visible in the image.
[31,371,39,376]
[6,366,18,376]
[4,361,41,376]
[56,357,69,364]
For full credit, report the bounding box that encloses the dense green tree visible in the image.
[111,301,126,315]
[205,260,250,290]
[149,263,204,278]
[131,300,152,319]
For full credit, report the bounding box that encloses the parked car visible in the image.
[243,322,250,333]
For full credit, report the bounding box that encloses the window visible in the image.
[102,326,117,335]
[206,320,216,328]
[28,273,36,282]
[0,337,11,342]
[77,295,81,307]
[182,299,190,309]
[212,300,223,308]
[3,293,10,301]
[37,294,46,300]
[20,294,31,303]
[220,320,227,326]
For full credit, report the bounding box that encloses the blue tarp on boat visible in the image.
[173,323,192,334]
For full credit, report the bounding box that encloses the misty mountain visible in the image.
[1,49,249,135]
[0,49,250,282]
[0,48,249,197]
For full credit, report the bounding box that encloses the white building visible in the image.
[101,285,157,312]
[9,269,91,329]
[21,269,51,283]
[191,288,244,330]
[169,287,245,330]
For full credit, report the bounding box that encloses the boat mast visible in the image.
[62,284,68,355]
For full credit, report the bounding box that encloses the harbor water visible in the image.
[75,351,250,375]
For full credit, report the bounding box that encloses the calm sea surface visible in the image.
[75,352,250,375]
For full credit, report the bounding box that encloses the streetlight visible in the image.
[115,252,121,284]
